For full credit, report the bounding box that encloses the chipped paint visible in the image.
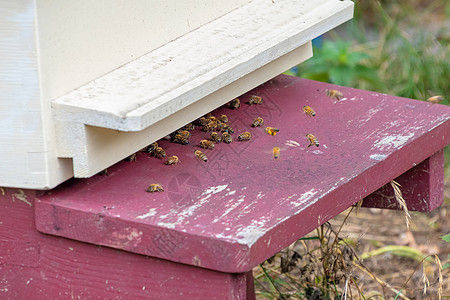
[373,133,415,151]
[236,217,270,245]
[285,140,300,147]
[224,190,236,197]
[311,150,323,154]
[12,189,31,206]
[157,222,176,229]
[109,227,143,248]
[291,188,318,207]
[212,198,245,223]
[136,208,157,219]
[370,154,387,161]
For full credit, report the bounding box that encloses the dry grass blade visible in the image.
[422,263,430,296]
[390,180,411,230]
[434,255,443,300]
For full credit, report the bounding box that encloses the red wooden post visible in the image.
[362,149,444,211]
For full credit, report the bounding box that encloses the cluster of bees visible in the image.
[144,90,350,192]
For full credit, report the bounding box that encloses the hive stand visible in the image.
[1,75,448,299]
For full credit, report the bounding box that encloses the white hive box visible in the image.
[0,0,354,189]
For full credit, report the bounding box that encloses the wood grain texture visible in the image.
[57,43,313,177]
[52,0,354,130]
[362,149,444,211]
[0,188,253,299]
[0,1,74,189]
[36,75,450,273]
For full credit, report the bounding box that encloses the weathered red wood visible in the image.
[0,188,252,299]
[362,149,444,211]
[35,75,450,273]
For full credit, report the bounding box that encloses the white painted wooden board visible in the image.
[36,0,251,100]
[53,0,354,132]
[0,0,74,189]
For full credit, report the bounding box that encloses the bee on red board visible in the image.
[225,98,241,109]
[145,142,158,154]
[247,95,262,105]
[195,150,208,162]
[199,140,215,149]
[306,134,319,148]
[147,184,164,193]
[264,127,279,136]
[252,117,264,127]
[302,106,316,117]
[125,153,137,162]
[165,155,179,165]
[238,132,252,141]
[222,132,232,144]
[153,147,166,158]
[210,132,221,143]
[219,114,228,123]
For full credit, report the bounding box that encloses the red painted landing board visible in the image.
[36,75,450,273]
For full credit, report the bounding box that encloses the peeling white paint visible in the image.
[311,150,323,154]
[136,208,157,219]
[370,154,387,161]
[373,133,414,150]
[322,144,328,149]
[285,140,300,147]
[236,218,270,245]
[291,188,317,207]
[256,192,265,200]
[224,190,236,197]
[212,198,245,223]
[156,222,176,229]
[202,184,228,196]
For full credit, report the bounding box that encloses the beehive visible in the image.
[0,0,354,189]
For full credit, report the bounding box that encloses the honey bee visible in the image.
[427,95,444,104]
[195,150,208,162]
[153,146,166,158]
[306,133,319,148]
[210,132,221,143]
[222,124,234,133]
[145,142,158,154]
[247,95,262,105]
[325,89,343,101]
[238,132,252,141]
[302,106,316,117]
[208,116,217,122]
[125,153,137,162]
[252,117,264,127]
[173,134,189,145]
[147,183,164,193]
[165,155,179,165]
[99,168,109,176]
[181,123,195,131]
[197,117,208,126]
[273,147,280,159]
[202,122,215,132]
[222,132,232,143]
[264,127,279,136]
[226,98,241,109]
[219,114,228,123]
[199,140,215,149]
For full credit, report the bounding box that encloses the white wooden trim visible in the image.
[57,42,313,177]
[52,0,354,132]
